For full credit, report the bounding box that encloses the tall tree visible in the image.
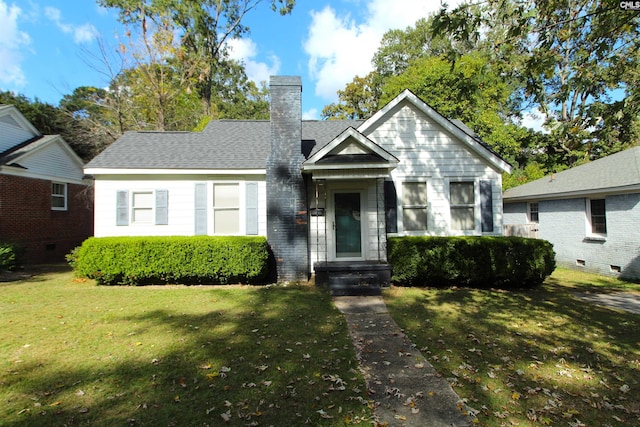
[432,0,640,166]
[98,0,295,114]
[321,73,379,120]
[323,16,476,121]
[117,14,203,131]
[372,17,461,79]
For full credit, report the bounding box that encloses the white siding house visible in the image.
[85,77,511,286]
[504,147,640,281]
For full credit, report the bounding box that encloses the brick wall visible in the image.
[266,76,309,282]
[0,174,93,264]
[506,195,640,281]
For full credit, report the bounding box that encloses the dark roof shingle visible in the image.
[85,119,362,170]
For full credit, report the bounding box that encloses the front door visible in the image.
[334,192,362,259]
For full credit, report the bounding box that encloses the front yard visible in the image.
[384,269,640,427]
[0,266,369,426]
[1,266,638,426]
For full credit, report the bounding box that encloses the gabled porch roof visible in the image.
[301,127,398,179]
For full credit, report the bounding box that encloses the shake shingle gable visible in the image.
[85,119,362,170]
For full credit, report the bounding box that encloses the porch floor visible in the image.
[314,261,391,296]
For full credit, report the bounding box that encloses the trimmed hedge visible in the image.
[71,236,270,286]
[387,236,556,288]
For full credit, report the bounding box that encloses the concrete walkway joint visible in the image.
[334,296,473,427]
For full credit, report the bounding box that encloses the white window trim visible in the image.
[447,178,479,234]
[212,181,242,235]
[131,190,154,225]
[51,182,68,211]
[585,198,607,240]
[400,179,429,234]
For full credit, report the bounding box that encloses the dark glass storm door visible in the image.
[334,192,362,258]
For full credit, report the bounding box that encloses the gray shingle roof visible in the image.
[503,146,640,201]
[85,119,362,170]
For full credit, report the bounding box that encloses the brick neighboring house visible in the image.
[85,76,511,290]
[0,105,93,264]
[503,146,640,281]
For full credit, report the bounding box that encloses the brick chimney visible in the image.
[266,76,309,282]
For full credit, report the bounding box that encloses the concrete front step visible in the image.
[314,261,391,296]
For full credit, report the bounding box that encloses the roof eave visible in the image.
[84,168,266,176]
[504,183,640,202]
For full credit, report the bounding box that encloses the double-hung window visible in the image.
[450,181,475,230]
[402,181,428,231]
[212,183,240,234]
[131,191,154,224]
[588,198,607,235]
[116,189,168,226]
[51,182,67,211]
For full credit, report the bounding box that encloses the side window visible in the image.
[51,182,67,211]
[450,181,475,230]
[212,183,240,234]
[528,202,539,223]
[402,181,427,231]
[116,189,169,226]
[131,191,154,224]
[588,199,607,235]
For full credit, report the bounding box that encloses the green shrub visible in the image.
[387,236,555,288]
[72,236,270,286]
[0,243,23,272]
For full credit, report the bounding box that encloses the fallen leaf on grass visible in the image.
[317,409,333,419]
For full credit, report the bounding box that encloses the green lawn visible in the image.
[0,266,370,426]
[384,268,640,427]
[3,266,639,427]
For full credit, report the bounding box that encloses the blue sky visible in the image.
[0,0,459,120]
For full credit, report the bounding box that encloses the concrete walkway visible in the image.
[333,296,473,427]
[574,291,640,315]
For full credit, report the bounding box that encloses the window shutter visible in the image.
[384,180,398,233]
[480,180,494,232]
[246,182,259,235]
[116,190,129,226]
[155,189,169,225]
[194,183,207,235]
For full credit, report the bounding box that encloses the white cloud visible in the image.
[521,107,549,133]
[45,6,97,44]
[303,0,463,102]
[0,1,31,88]
[228,37,280,85]
[303,108,318,120]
